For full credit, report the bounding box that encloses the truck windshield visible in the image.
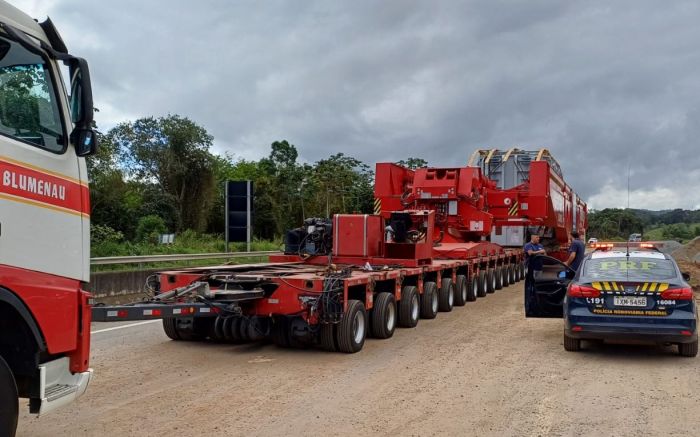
[583,257,677,281]
[0,35,64,152]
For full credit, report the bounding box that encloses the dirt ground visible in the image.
[17,281,700,437]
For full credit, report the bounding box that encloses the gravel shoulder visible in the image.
[18,283,700,437]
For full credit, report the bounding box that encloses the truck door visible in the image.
[524,255,572,318]
[0,34,87,283]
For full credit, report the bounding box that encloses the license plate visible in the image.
[613,296,647,307]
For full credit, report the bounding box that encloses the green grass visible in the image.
[91,232,282,272]
[644,223,700,243]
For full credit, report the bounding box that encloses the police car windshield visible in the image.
[583,257,677,281]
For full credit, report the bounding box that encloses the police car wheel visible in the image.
[679,340,698,357]
[563,333,581,352]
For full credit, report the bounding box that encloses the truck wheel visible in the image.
[509,265,517,284]
[454,275,468,306]
[213,316,226,341]
[336,300,367,353]
[0,356,18,437]
[438,278,455,312]
[477,271,488,297]
[519,263,525,280]
[503,265,511,287]
[371,292,397,339]
[398,286,420,328]
[564,333,581,352]
[162,317,181,340]
[486,269,496,294]
[320,323,338,351]
[238,318,251,342]
[494,267,503,290]
[271,317,291,348]
[420,282,439,319]
[467,276,478,301]
[679,340,698,357]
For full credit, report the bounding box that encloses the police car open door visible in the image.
[524,255,575,318]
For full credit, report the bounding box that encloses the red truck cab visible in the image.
[0,2,96,435]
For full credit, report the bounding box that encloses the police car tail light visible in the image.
[660,287,693,301]
[568,284,600,298]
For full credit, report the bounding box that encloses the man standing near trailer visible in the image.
[524,234,546,279]
[563,231,585,279]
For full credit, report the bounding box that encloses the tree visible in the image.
[397,157,428,169]
[110,115,216,232]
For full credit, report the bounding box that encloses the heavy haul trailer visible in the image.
[92,210,526,353]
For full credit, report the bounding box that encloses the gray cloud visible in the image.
[16,0,700,209]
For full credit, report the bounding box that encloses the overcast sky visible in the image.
[13,0,700,210]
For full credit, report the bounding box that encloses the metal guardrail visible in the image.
[90,251,280,266]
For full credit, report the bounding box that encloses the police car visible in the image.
[524,243,697,357]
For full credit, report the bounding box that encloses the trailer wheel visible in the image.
[271,317,291,348]
[0,355,18,437]
[564,333,581,352]
[336,300,367,353]
[486,270,496,294]
[213,316,226,341]
[509,265,517,284]
[162,317,181,340]
[494,267,504,290]
[320,323,338,351]
[454,275,468,306]
[438,278,455,312]
[238,318,251,342]
[518,263,525,281]
[477,271,488,297]
[679,340,698,357]
[420,282,439,319]
[501,265,510,287]
[398,286,420,328]
[467,276,478,301]
[371,292,397,339]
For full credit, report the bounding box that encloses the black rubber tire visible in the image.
[486,269,496,294]
[679,340,698,357]
[246,317,267,342]
[509,265,517,284]
[477,270,488,297]
[162,317,181,340]
[371,292,397,339]
[221,317,234,341]
[438,278,455,312]
[420,282,439,319]
[502,265,510,287]
[336,300,367,353]
[238,318,250,342]
[319,323,338,351]
[0,356,18,437]
[271,317,291,348]
[454,275,468,306]
[467,276,478,301]
[519,263,525,280]
[398,286,420,328]
[213,317,225,340]
[494,267,504,290]
[564,333,581,352]
[229,317,242,342]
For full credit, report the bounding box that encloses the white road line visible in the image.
[91,319,161,334]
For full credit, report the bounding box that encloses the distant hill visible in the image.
[587,208,700,242]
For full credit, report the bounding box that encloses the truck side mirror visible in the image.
[67,57,97,156]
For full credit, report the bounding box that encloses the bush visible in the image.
[135,215,168,243]
[90,224,124,245]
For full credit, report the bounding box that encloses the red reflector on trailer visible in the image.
[681,330,693,336]
[572,326,583,332]
[117,310,128,318]
[568,284,600,298]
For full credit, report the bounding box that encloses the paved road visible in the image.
[17,283,700,437]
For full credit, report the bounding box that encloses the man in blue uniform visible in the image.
[564,230,585,279]
[524,234,546,279]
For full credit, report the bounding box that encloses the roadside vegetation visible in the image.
[588,208,700,242]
